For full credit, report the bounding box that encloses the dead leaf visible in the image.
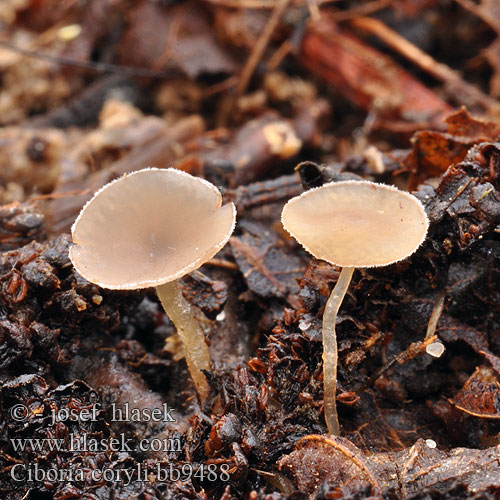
[230,220,305,302]
[118,1,238,78]
[450,365,500,419]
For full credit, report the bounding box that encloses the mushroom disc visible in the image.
[70,168,236,289]
[281,180,428,268]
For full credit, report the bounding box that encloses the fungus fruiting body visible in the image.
[70,168,236,403]
[281,180,429,435]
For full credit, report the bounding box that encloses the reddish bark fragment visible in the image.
[300,19,452,123]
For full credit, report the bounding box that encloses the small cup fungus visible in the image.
[281,180,428,435]
[69,168,236,403]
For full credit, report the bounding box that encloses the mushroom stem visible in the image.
[322,266,355,436]
[156,280,210,403]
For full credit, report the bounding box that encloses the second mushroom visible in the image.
[69,168,236,404]
[281,180,428,436]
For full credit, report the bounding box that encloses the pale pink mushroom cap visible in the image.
[70,168,236,289]
[281,180,428,268]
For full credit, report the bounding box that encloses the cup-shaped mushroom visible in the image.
[70,168,236,290]
[281,180,429,435]
[281,180,428,269]
[70,168,237,403]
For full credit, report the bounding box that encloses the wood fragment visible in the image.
[300,18,452,122]
[350,16,500,116]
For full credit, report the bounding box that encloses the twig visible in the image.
[202,0,278,7]
[445,177,475,208]
[236,0,291,97]
[205,75,238,96]
[204,258,239,270]
[454,0,500,35]
[364,335,438,389]
[267,39,294,71]
[424,289,447,341]
[0,40,170,79]
[220,0,291,124]
[29,189,92,203]
[202,0,338,8]
[331,0,392,21]
[153,4,186,70]
[448,398,500,419]
[306,0,321,21]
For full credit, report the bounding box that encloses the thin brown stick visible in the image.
[203,0,338,8]
[448,399,500,419]
[236,0,291,98]
[424,289,447,341]
[267,40,294,71]
[350,16,500,116]
[331,0,392,21]
[0,40,170,79]
[153,5,186,70]
[202,0,277,7]
[220,0,291,124]
[306,0,321,21]
[454,0,500,35]
[29,189,92,202]
[204,258,239,270]
[364,335,438,389]
[205,75,238,96]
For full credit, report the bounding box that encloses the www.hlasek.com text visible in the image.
[11,433,182,453]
